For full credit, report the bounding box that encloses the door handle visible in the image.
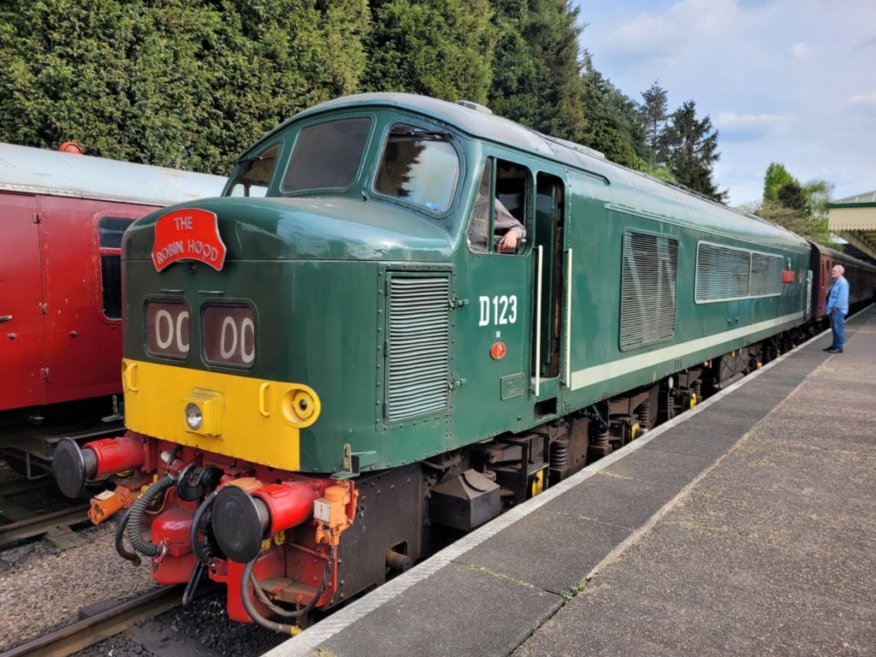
[0,315,12,323]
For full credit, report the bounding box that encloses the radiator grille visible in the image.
[386,275,450,422]
[620,232,678,350]
[696,243,783,301]
[750,253,783,296]
[696,243,750,301]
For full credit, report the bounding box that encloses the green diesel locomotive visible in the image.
[56,93,817,630]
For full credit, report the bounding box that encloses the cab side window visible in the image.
[226,143,280,198]
[467,159,530,254]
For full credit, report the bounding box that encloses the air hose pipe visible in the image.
[114,506,141,566]
[126,474,176,558]
[190,489,219,564]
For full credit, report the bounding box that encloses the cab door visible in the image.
[458,156,533,437]
[531,172,567,415]
[0,194,45,410]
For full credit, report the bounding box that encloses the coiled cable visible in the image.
[240,545,336,633]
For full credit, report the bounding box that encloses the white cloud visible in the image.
[716,112,793,133]
[789,41,809,60]
[612,15,675,56]
[606,0,745,58]
[850,91,876,107]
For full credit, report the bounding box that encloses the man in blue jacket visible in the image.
[824,264,849,353]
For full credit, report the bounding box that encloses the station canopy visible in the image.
[828,191,876,263]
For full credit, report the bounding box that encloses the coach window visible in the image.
[98,217,134,319]
[373,124,459,212]
[226,143,280,198]
[467,159,531,254]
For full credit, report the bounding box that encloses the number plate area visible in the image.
[145,301,256,368]
[202,305,256,368]
[146,301,190,360]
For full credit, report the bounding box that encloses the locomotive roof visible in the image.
[0,142,226,206]
[263,92,591,163]
[260,93,809,250]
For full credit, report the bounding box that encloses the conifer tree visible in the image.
[756,163,832,243]
[579,54,648,168]
[640,80,668,166]
[488,0,586,142]
[657,100,726,202]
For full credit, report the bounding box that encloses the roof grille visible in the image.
[385,275,451,422]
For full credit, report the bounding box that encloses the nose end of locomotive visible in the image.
[53,437,96,498]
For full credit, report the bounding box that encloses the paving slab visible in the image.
[455,504,631,595]
[602,446,713,489]
[319,562,562,657]
[544,471,683,531]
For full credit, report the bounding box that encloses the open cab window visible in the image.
[373,124,460,213]
[467,159,531,254]
[226,143,280,198]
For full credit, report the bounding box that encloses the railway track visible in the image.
[0,471,91,549]
[0,504,90,549]
[0,586,185,657]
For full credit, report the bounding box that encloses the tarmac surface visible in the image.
[265,306,876,657]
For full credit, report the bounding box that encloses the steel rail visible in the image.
[0,505,90,548]
[0,585,185,657]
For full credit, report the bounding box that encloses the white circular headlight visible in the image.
[185,403,203,430]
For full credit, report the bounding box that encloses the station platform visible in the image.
[266,306,876,657]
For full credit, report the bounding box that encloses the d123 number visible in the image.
[478,295,518,327]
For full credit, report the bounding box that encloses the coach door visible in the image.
[804,270,813,321]
[531,172,567,414]
[0,194,45,410]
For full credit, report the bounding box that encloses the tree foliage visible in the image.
[755,163,834,244]
[763,162,795,203]
[488,0,586,142]
[579,53,650,168]
[363,0,494,102]
[640,80,668,164]
[0,0,369,174]
[0,0,734,205]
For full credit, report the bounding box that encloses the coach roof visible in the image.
[0,142,226,207]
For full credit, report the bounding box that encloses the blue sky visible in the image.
[575,0,876,207]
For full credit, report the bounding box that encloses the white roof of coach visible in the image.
[0,142,226,207]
